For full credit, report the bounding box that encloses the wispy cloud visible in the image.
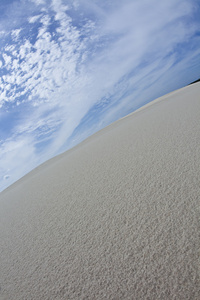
[0,0,200,191]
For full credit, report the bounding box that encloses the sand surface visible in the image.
[0,83,200,299]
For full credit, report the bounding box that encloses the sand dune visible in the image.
[0,83,200,299]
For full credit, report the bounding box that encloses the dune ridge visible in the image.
[0,83,200,299]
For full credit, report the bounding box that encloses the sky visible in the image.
[0,0,200,192]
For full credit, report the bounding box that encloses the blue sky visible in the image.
[0,0,200,192]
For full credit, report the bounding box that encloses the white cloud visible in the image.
[28,14,42,23]
[11,29,21,40]
[31,0,46,5]
[19,40,32,59]
[3,53,12,67]
[3,175,10,180]
[0,90,6,103]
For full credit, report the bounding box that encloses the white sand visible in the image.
[0,83,200,299]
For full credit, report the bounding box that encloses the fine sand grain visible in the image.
[0,83,200,299]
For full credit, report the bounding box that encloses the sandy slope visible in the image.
[0,83,200,300]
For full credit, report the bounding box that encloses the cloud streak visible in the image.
[0,0,200,191]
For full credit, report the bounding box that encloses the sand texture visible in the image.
[0,83,200,299]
